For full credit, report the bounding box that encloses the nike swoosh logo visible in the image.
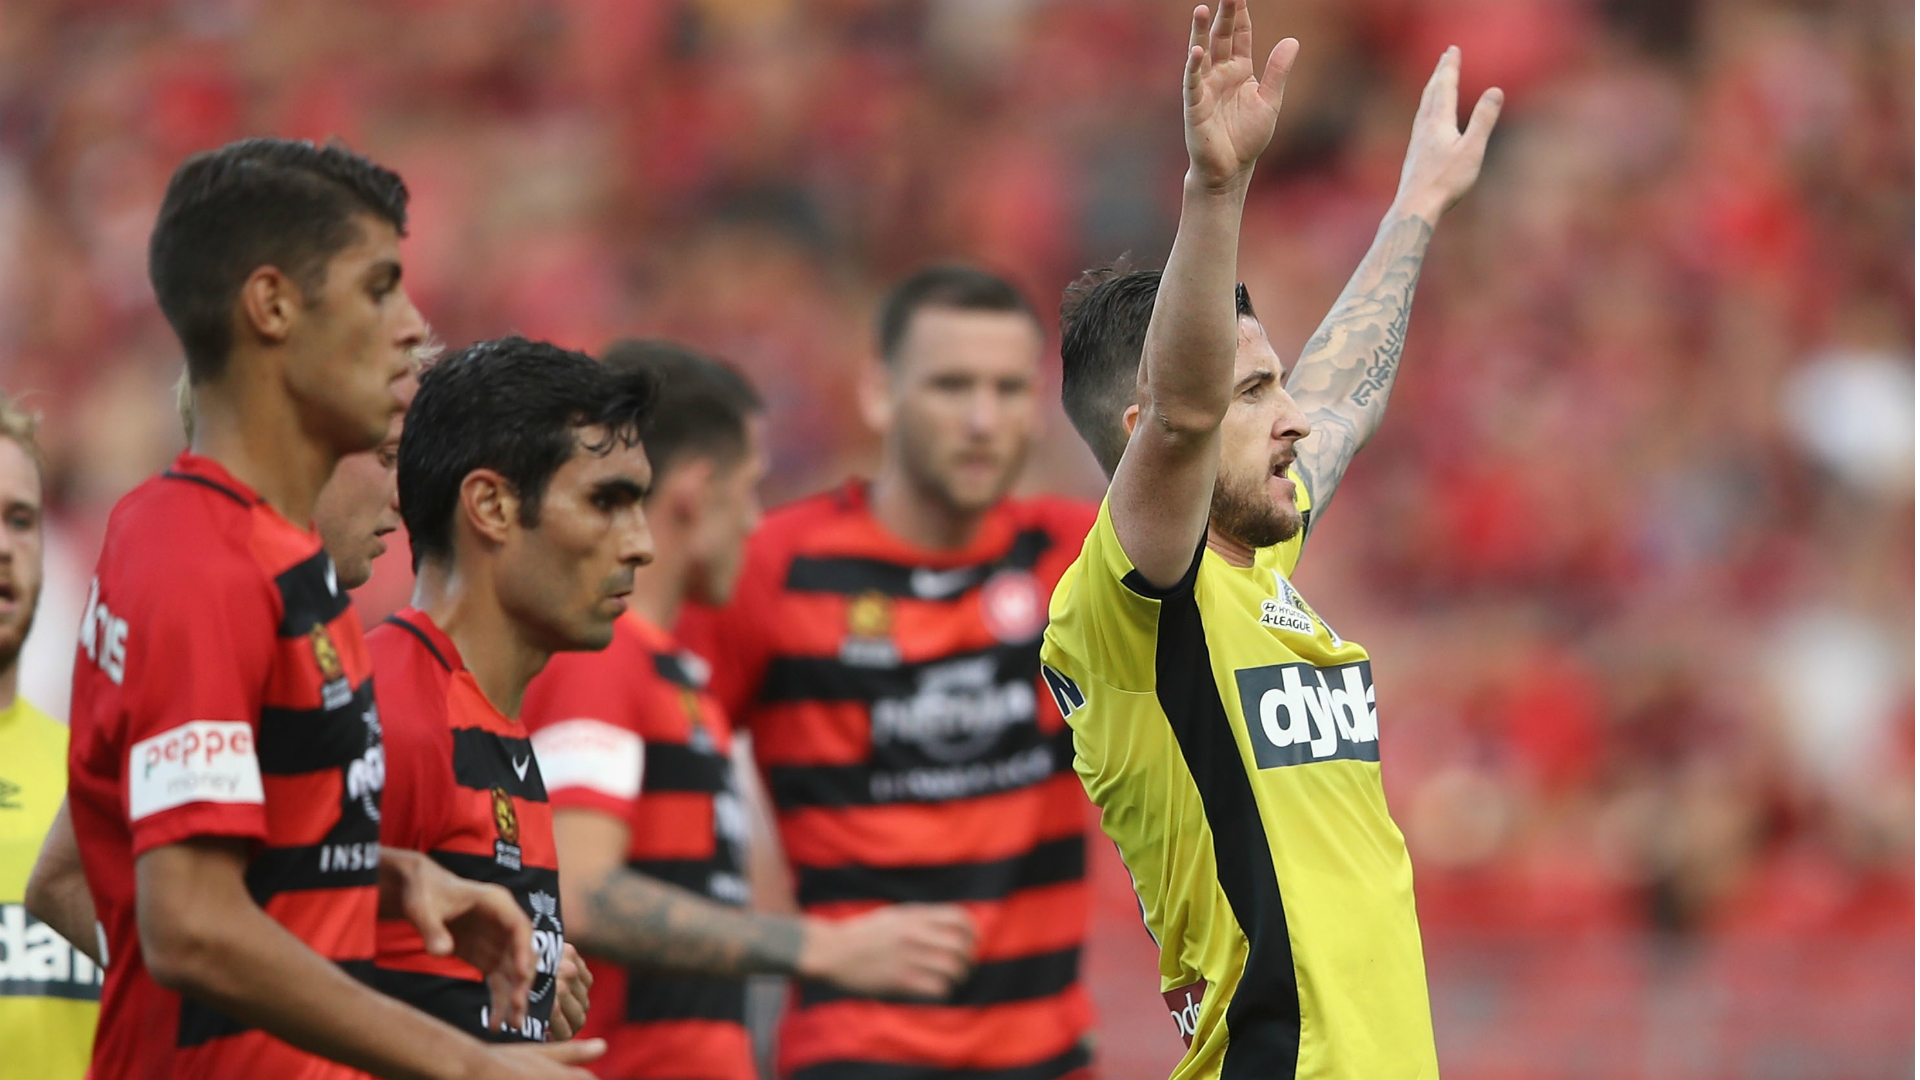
[910,567,977,599]
[512,755,530,781]
[324,563,339,596]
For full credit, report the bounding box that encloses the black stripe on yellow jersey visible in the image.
[1040,471,1436,1080]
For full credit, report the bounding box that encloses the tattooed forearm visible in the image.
[576,867,804,977]
[1286,213,1436,525]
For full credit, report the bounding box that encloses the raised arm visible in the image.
[1287,48,1502,529]
[1110,0,1297,588]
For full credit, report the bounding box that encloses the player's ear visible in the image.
[236,265,301,348]
[857,357,894,435]
[665,458,715,530]
[1122,403,1141,438]
[459,468,517,547]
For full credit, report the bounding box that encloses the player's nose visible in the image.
[622,509,655,568]
[1274,386,1310,443]
[393,291,429,354]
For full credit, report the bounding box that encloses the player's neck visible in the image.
[627,543,690,632]
[868,466,986,552]
[411,561,548,720]
[1205,522,1258,568]
[188,366,337,527]
[0,660,19,713]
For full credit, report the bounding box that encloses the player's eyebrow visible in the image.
[591,477,648,505]
[1235,368,1277,393]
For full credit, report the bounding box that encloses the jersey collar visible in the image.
[383,607,465,673]
[161,451,265,507]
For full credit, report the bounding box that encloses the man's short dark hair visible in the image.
[1059,267,1256,476]
[601,339,763,483]
[400,336,657,570]
[876,264,1039,365]
[149,137,410,383]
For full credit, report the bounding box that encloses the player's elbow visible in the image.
[138,901,230,994]
[22,855,63,927]
[1144,399,1227,444]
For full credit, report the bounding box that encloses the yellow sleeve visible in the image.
[1042,497,1201,694]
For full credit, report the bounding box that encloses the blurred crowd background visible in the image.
[0,0,1910,1076]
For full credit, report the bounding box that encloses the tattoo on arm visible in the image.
[577,868,803,977]
[1287,214,1436,530]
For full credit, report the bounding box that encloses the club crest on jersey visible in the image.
[980,569,1046,644]
[491,787,523,869]
[309,623,353,710]
[840,590,901,668]
[1235,659,1379,768]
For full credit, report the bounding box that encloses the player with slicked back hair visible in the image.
[1044,5,1502,1078]
[370,336,657,1047]
[66,136,605,1080]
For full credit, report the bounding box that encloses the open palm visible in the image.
[1395,47,1504,221]
[1183,0,1298,191]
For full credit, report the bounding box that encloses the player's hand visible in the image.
[797,904,977,999]
[1182,0,1298,192]
[549,943,592,1041]
[1392,47,1504,224]
[381,849,536,1034]
[472,1038,606,1079]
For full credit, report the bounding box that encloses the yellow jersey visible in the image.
[0,696,100,1080]
[1040,481,1435,1080]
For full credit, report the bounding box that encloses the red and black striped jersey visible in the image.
[369,608,562,1042]
[523,612,753,1080]
[68,452,385,1080]
[683,481,1098,1080]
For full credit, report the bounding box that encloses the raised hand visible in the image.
[1394,47,1504,223]
[1183,0,1299,192]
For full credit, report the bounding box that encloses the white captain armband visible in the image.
[531,719,645,801]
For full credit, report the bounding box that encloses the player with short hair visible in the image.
[690,266,1098,1080]
[369,336,656,1045]
[525,340,978,1080]
[66,136,602,1080]
[0,393,100,1080]
[1043,5,1500,1078]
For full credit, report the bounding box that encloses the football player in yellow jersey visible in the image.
[1042,4,1502,1078]
[0,392,100,1079]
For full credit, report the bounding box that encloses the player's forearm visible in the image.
[143,898,491,1080]
[1139,175,1255,434]
[1285,208,1436,511]
[572,866,805,977]
[137,843,492,1080]
[25,799,103,964]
